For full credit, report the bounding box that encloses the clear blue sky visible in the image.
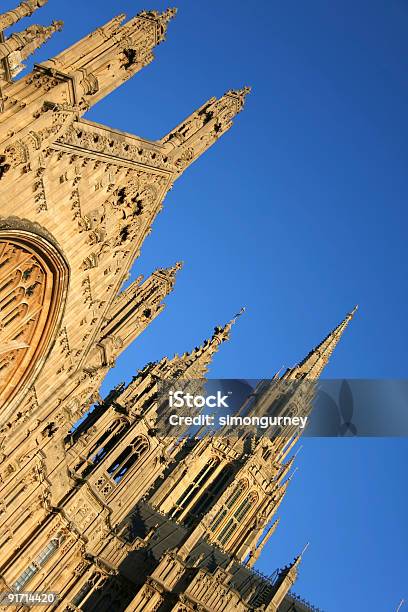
[13,0,408,609]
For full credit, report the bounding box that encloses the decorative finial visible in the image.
[0,1,49,33]
[3,20,64,73]
[213,307,246,344]
[225,86,252,111]
[166,260,183,278]
[333,304,358,338]
[173,260,184,272]
[228,86,252,96]
[285,305,359,380]
[152,261,183,292]
[272,365,285,379]
[220,86,251,114]
[233,306,246,320]
[51,20,64,32]
[287,466,299,482]
[161,7,178,23]
[287,541,309,572]
[166,260,183,286]
[139,7,177,44]
[164,311,241,378]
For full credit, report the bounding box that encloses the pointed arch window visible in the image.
[169,457,220,521]
[217,491,258,546]
[106,435,149,483]
[12,532,66,592]
[210,480,258,547]
[210,479,248,533]
[71,572,105,608]
[185,467,231,525]
[75,419,128,477]
[0,230,69,410]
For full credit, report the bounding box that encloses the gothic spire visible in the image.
[0,21,63,76]
[151,261,184,297]
[92,262,183,368]
[276,542,309,583]
[163,308,245,379]
[106,261,183,328]
[160,88,251,175]
[283,305,358,380]
[246,518,280,568]
[40,8,177,106]
[265,544,309,610]
[136,8,177,44]
[0,1,47,33]
[112,309,244,410]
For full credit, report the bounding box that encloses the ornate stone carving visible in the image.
[58,123,174,171]
[33,164,47,212]
[78,170,166,271]
[161,88,251,174]
[66,495,98,531]
[0,385,38,444]
[0,101,87,177]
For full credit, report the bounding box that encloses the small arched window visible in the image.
[185,467,231,524]
[86,420,127,474]
[210,481,258,548]
[170,458,220,520]
[12,532,66,592]
[262,446,272,461]
[106,435,149,483]
[71,572,104,608]
[74,419,128,477]
[217,491,258,546]
[210,479,248,533]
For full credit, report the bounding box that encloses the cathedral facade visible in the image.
[0,3,355,611]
